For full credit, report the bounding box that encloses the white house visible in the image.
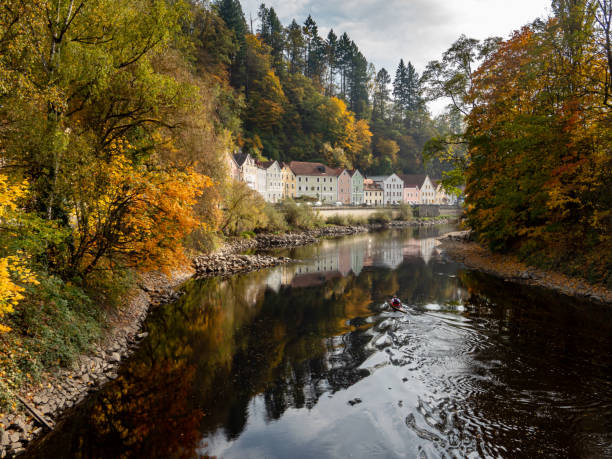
[419,175,437,204]
[368,173,404,205]
[234,152,258,191]
[259,160,283,203]
[289,161,338,203]
[255,163,267,198]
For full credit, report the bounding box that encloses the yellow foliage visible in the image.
[0,174,38,332]
[69,149,213,275]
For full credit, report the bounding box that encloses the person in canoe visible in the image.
[390,296,403,312]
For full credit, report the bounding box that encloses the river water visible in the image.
[25,226,612,458]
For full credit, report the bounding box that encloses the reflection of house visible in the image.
[290,161,339,204]
[338,243,352,276]
[291,271,342,288]
[403,237,439,264]
[379,239,404,269]
[368,174,404,205]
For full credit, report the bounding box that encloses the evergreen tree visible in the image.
[325,30,338,96]
[337,32,353,97]
[393,59,408,118]
[285,20,305,74]
[372,68,391,121]
[258,4,285,75]
[215,0,249,90]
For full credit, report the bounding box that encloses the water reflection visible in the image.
[25,226,612,459]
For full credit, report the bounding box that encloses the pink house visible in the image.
[399,174,423,204]
[335,168,351,204]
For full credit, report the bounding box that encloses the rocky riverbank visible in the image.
[0,268,193,458]
[439,231,612,304]
[2,219,449,457]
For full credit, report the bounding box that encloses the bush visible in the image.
[0,274,103,409]
[396,204,413,221]
[280,200,323,229]
[368,211,392,224]
[345,215,367,226]
[325,215,347,226]
[260,204,288,232]
[220,182,269,235]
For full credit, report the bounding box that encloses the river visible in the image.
[25,226,612,458]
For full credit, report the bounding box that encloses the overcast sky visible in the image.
[240,0,552,112]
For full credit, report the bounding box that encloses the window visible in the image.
[317,178,320,182]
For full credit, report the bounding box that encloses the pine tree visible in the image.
[326,30,338,96]
[215,0,248,89]
[258,5,285,75]
[372,68,391,121]
[285,20,305,74]
[393,59,408,117]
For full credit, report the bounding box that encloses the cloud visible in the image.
[239,0,551,113]
[241,0,550,72]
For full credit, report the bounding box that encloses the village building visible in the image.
[432,179,457,205]
[349,169,364,205]
[226,152,240,182]
[234,152,258,191]
[255,163,267,198]
[259,160,283,203]
[368,173,404,205]
[418,175,437,204]
[289,161,338,203]
[281,162,296,199]
[399,174,424,205]
[336,168,352,204]
[364,179,383,206]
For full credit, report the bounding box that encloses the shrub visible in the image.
[220,182,269,235]
[346,215,367,226]
[396,204,413,221]
[280,200,323,229]
[368,211,392,224]
[325,215,347,226]
[260,204,288,232]
[0,274,103,409]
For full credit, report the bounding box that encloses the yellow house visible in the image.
[281,162,296,199]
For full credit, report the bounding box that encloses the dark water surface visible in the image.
[25,226,612,458]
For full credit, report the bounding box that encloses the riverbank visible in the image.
[1,218,450,457]
[439,231,612,305]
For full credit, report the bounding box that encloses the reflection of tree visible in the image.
[30,227,470,457]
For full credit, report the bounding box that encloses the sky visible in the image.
[240,0,552,113]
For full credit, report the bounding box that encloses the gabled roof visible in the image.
[398,174,427,188]
[234,152,251,167]
[257,160,279,170]
[368,173,402,183]
[289,161,338,177]
[367,175,389,182]
[333,167,350,177]
[364,179,383,191]
[348,169,362,178]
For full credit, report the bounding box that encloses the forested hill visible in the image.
[212,0,452,176]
